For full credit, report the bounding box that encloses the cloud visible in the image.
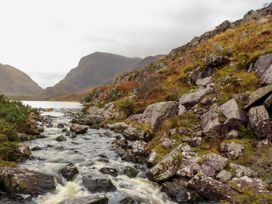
[0,0,268,88]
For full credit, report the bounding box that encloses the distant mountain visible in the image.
[0,64,43,97]
[44,52,163,96]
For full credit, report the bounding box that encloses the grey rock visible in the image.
[178,104,186,116]
[60,163,79,181]
[188,173,237,201]
[55,135,66,142]
[196,76,213,87]
[70,124,88,134]
[179,86,213,107]
[216,170,232,182]
[245,84,272,110]
[147,151,157,167]
[107,122,128,132]
[162,138,175,149]
[177,156,201,179]
[251,53,272,85]
[99,167,118,177]
[0,167,55,195]
[135,101,179,130]
[82,176,117,193]
[226,130,239,139]
[248,105,272,140]
[229,163,254,178]
[123,125,152,142]
[229,176,268,193]
[63,195,108,204]
[220,142,244,159]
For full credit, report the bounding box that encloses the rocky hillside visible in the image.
[81,4,272,203]
[0,64,43,97]
[44,52,163,97]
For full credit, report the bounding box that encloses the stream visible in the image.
[21,101,175,204]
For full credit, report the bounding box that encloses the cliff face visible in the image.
[44,52,163,97]
[0,64,43,97]
[81,4,272,203]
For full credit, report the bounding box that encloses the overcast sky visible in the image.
[0,0,269,88]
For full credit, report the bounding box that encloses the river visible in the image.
[21,101,175,204]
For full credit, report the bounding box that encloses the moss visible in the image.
[153,144,172,163]
[0,160,16,167]
[0,134,8,142]
[0,142,20,161]
[115,98,135,116]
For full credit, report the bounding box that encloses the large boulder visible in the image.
[0,167,55,195]
[133,101,178,131]
[176,156,201,179]
[59,163,79,181]
[245,84,272,110]
[201,99,247,137]
[229,163,255,178]
[179,86,213,107]
[250,53,272,85]
[146,147,183,182]
[82,176,117,193]
[187,173,237,201]
[229,176,268,193]
[248,105,272,140]
[70,124,88,134]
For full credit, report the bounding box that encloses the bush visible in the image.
[115,99,135,116]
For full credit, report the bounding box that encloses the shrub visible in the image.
[115,99,135,116]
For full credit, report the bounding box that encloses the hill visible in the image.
[81,4,272,203]
[44,52,163,97]
[0,64,43,98]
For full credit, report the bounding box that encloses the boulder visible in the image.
[201,99,247,137]
[177,156,201,179]
[200,153,228,178]
[147,151,157,167]
[70,124,88,134]
[106,122,128,133]
[99,167,118,177]
[0,167,55,195]
[134,101,178,131]
[161,138,175,149]
[82,176,116,193]
[216,170,232,182]
[228,163,254,178]
[123,125,152,142]
[250,53,272,85]
[179,86,213,107]
[146,148,182,182]
[248,105,272,140]
[178,104,186,116]
[187,173,237,201]
[161,179,201,203]
[57,123,65,128]
[220,142,244,159]
[59,163,79,181]
[245,84,272,110]
[55,135,66,142]
[229,176,268,193]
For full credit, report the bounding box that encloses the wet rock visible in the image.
[229,163,254,178]
[6,144,31,162]
[162,179,201,203]
[63,195,109,204]
[82,176,117,193]
[229,176,268,193]
[248,105,272,140]
[57,123,65,128]
[245,84,272,110]
[122,166,139,178]
[99,167,118,177]
[55,135,66,142]
[0,167,55,195]
[70,123,88,134]
[200,153,228,178]
[132,101,179,131]
[60,163,79,181]
[216,170,232,182]
[119,197,139,204]
[250,53,272,85]
[179,86,213,107]
[146,148,182,182]
[187,173,237,201]
[220,142,244,159]
[147,151,157,167]
[31,146,42,151]
[201,99,247,137]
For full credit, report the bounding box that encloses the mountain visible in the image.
[44,52,163,96]
[0,64,43,97]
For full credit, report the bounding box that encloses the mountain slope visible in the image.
[44,52,163,96]
[0,64,43,97]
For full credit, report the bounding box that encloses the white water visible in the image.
[21,101,176,204]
